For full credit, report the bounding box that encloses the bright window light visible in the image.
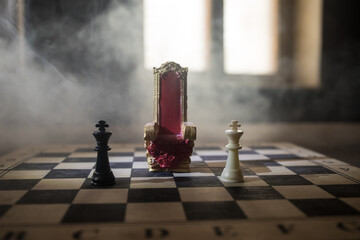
[144,0,209,71]
[224,0,279,75]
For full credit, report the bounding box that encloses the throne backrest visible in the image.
[153,62,188,136]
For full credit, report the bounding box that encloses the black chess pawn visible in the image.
[91,120,115,186]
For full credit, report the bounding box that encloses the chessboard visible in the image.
[0,142,359,240]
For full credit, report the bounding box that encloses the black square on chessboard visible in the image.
[131,169,173,177]
[200,155,227,161]
[242,160,281,166]
[81,178,130,189]
[62,204,126,223]
[34,152,70,158]
[226,186,284,200]
[209,167,255,176]
[0,180,40,190]
[174,176,223,187]
[264,154,301,160]
[17,190,78,204]
[249,146,279,150]
[0,205,11,218]
[183,202,246,220]
[209,167,223,176]
[12,163,58,170]
[239,150,258,155]
[194,146,222,151]
[110,162,132,169]
[290,199,359,216]
[128,188,181,202]
[318,185,360,198]
[133,157,147,162]
[287,166,335,174]
[260,175,314,186]
[45,169,91,178]
[108,152,133,157]
[63,158,96,162]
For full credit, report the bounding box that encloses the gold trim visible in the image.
[182,122,197,141]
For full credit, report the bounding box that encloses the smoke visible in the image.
[0,0,147,151]
[0,0,274,153]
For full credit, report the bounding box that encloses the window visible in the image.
[224,0,279,75]
[143,0,210,72]
[143,0,322,87]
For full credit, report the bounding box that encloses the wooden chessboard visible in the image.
[0,143,359,240]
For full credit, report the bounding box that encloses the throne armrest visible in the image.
[182,122,196,141]
[144,122,159,141]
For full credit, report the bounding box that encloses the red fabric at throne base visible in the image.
[147,137,194,169]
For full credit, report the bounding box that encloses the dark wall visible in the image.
[261,0,360,121]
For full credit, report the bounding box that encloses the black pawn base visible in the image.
[91,171,115,186]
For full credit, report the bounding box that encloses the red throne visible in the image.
[144,62,196,172]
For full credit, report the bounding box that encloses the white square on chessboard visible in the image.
[0,190,27,204]
[126,202,186,223]
[179,187,233,202]
[54,162,95,169]
[32,178,85,190]
[205,160,226,168]
[301,174,357,185]
[134,151,146,157]
[110,156,133,162]
[254,149,290,155]
[27,157,66,163]
[130,177,176,188]
[219,176,269,187]
[173,168,214,177]
[276,160,317,166]
[237,199,306,219]
[0,204,69,225]
[314,158,350,166]
[73,189,128,204]
[132,162,149,169]
[67,152,96,158]
[190,155,203,161]
[0,170,50,180]
[87,169,131,178]
[273,185,335,199]
[195,150,227,156]
[254,166,296,175]
[239,154,269,161]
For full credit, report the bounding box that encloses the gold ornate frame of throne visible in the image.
[144,61,196,172]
